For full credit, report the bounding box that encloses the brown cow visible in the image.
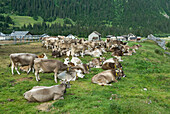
[34,59,70,83]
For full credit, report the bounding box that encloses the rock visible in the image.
[143,88,147,91]
[7,99,14,102]
[146,34,167,50]
[109,94,118,100]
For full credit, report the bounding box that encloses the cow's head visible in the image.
[60,80,71,88]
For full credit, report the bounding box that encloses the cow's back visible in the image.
[10,53,37,65]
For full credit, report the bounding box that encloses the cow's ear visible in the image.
[109,63,115,68]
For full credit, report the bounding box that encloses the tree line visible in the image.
[0,0,170,36]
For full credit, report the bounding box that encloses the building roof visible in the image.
[117,36,125,39]
[128,33,135,36]
[0,32,6,37]
[41,33,50,37]
[10,31,31,37]
[92,31,101,35]
[66,34,76,39]
[67,34,74,37]
[129,37,137,39]
[106,35,113,38]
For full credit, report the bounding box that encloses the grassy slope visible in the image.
[2,14,74,27]
[0,41,169,113]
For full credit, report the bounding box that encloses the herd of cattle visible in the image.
[9,37,142,102]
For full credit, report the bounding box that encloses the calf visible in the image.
[24,81,70,102]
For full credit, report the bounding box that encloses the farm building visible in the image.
[122,35,129,41]
[10,31,32,38]
[66,34,76,39]
[137,36,142,41]
[106,35,113,38]
[106,35,116,40]
[41,34,50,38]
[110,36,117,40]
[129,36,137,41]
[0,32,6,40]
[88,31,101,41]
[117,36,126,41]
[128,33,136,41]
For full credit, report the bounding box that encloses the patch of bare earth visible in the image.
[15,77,33,83]
[36,101,55,112]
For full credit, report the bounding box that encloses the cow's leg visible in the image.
[35,71,40,81]
[27,64,32,74]
[11,62,15,75]
[27,67,31,74]
[53,94,62,100]
[15,66,20,75]
[32,67,34,73]
[98,83,112,86]
[54,72,58,83]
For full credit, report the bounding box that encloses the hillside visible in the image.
[0,41,169,113]
[0,0,170,36]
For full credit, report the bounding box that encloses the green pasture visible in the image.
[0,40,169,113]
[2,14,75,27]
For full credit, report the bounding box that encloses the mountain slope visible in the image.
[0,0,170,36]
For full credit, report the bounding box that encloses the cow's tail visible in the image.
[8,55,12,67]
[8,63,11,67]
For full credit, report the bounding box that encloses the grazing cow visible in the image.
[24,81,70,102]
[34,59,71,83]
[91,69,125,86]
[9,53,38,75]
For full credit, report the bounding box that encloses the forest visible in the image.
[0,0,170,37]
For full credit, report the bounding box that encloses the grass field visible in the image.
[0,41,169,113]
[2,14,75,27]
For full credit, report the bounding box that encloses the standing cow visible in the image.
[9,53,38,75]
[34,59,71,83]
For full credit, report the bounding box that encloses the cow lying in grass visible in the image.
[58,69,85,82]
[91,69,125,86]
[24,81,70,102]
[64,57,91,74]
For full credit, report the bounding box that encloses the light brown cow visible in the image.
[9,53,38,75]
[91,69,124,86]
[24,81,70,102]
[34,59,70,83]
